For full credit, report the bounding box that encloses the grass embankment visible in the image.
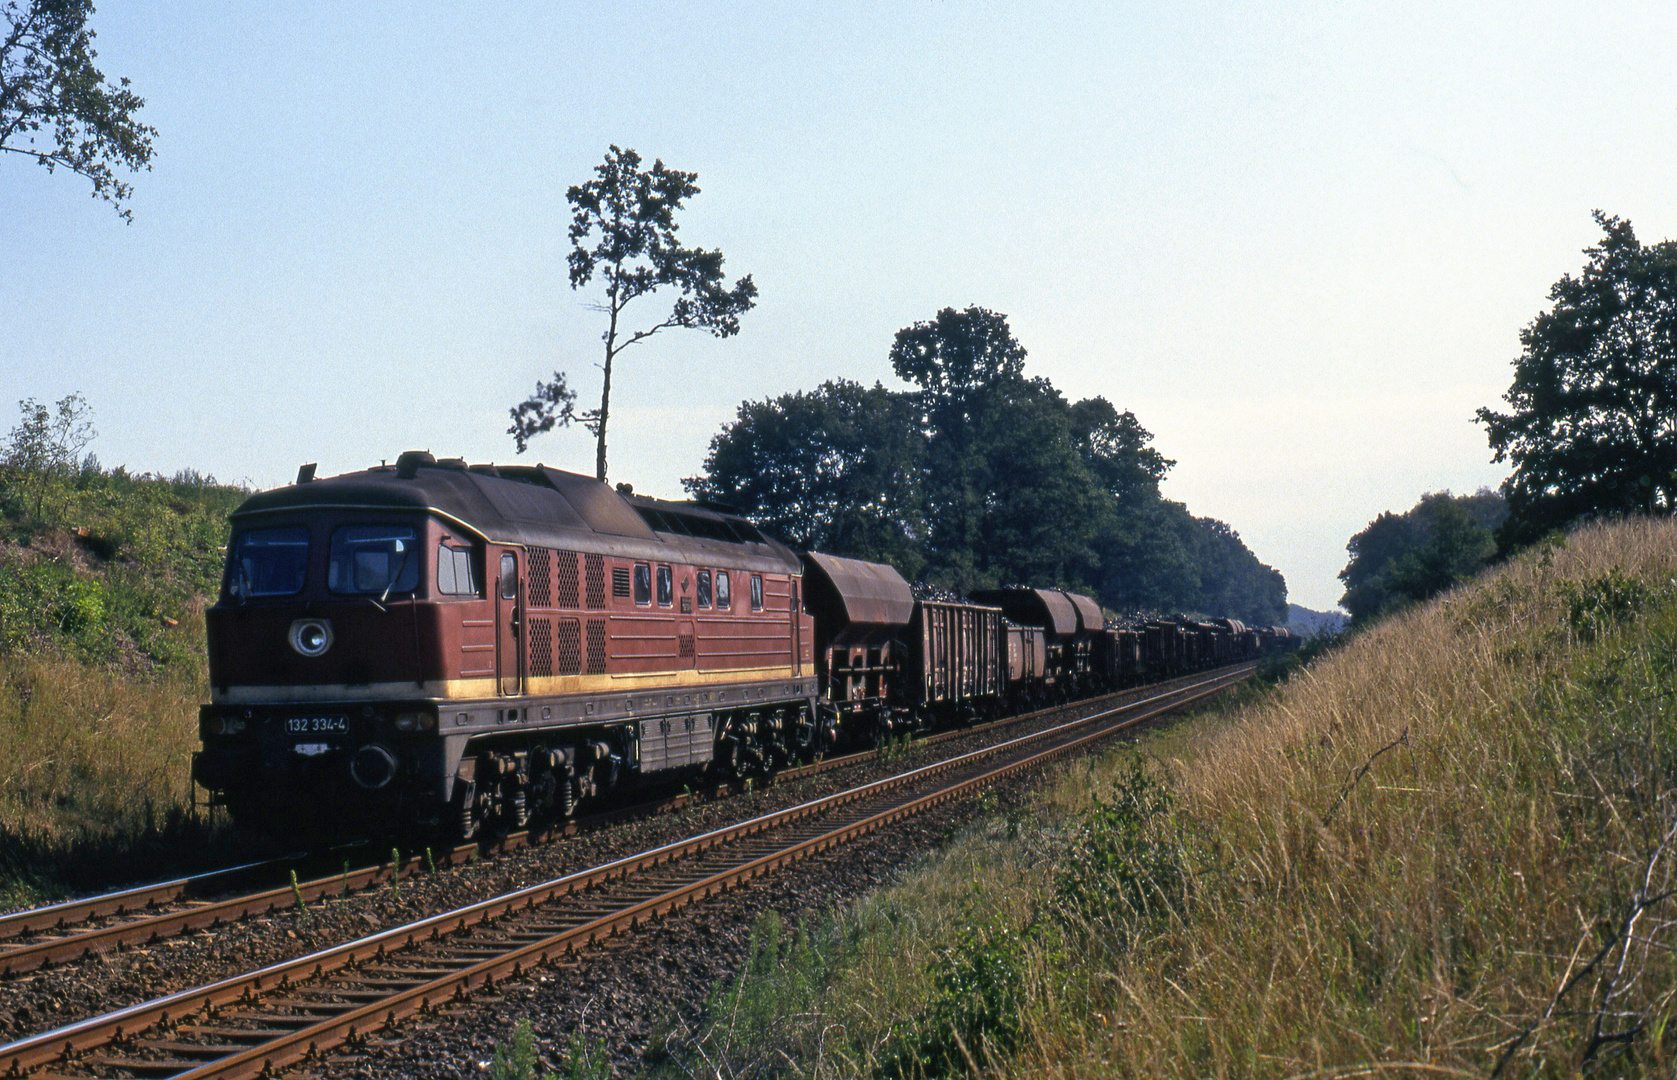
[653,519,1677,1077]
[0,466,249,906]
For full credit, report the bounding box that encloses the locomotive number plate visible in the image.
[285,716,348,734]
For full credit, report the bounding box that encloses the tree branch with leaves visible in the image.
[509,146,757,479]
[1,0,155,221]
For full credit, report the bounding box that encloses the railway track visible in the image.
[0,666,1243,980]
[0,664,1248,1079]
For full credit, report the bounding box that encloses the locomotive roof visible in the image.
[228,458,803,573]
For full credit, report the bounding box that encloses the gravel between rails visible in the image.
[312,755,1067,1080]
[0,696,1119,1044]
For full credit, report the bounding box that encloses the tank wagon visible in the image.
[195,454,1297,841]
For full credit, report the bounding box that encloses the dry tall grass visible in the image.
[1053,518,1677,1077]
[0,601,238,905]
[662,518,1677,1078]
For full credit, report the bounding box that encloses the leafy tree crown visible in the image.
[1477,210,1677,538]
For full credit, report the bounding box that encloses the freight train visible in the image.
[193,453,1294,839]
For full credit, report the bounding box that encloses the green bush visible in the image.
[703,909,842,1057]
[1053,754,1186,926]
[0,560,109,652]
[1559,569,1658,641]
[879,907,1039,1078]
[0,456,244,670]
[489,1019,551,1080]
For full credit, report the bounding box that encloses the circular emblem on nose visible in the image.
[289,618,334,657]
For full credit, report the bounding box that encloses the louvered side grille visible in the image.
[526,548,552,608]
[555,551,580,608]
[556,618,582,675]
[528,617,553,677]
[585,553,606,609]
[585,618,607,674]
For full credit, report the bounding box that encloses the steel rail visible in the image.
[0,857,292,941]
[0,666,1247,1078]
[0,665,1239,974]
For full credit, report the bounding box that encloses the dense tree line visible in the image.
[687,307,1288,625]
[1338,490,1505,625]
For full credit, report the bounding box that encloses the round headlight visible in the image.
[289,619,334,657]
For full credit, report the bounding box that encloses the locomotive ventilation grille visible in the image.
[586,553,607,609]
[556,551,581,608]
[528,617,553,678]
[526,548,552,608]
[585,618,607,674]
[556,619,582,675]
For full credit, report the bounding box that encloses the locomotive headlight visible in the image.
[289,618,334,658]
[393,711,434,733]
[204,716,246,737]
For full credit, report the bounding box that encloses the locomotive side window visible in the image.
[499,554,517,599]
[633,562,652,605]
[227,526,310,598]
[750,574,764,611]
[696,569,712,608]
[716,571,731,610]
[328,525,419,595]
[656,565,673,606]
[435,542,477,596]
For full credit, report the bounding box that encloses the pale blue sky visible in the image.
[5,1,1676,610]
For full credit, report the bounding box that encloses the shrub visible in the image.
[1053,754,1186,927]
[879,906,1041,1078]
[1559,569,1657,640]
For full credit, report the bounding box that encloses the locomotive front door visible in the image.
[496,549,524,697]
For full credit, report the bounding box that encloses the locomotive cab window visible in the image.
[499,554,517,600]
[328,525,419,596]
[696,569,712,609]
[633,562,652,605]
[656,565,673,606]
[750,574,764,611]
[435,542,477,596]
[227,526,310,599]
[716,571,731,610]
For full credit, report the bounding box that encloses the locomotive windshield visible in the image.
[328,524,420,596]
[226,526,310,599]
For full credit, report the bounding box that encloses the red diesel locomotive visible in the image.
[196,452,820,838]
[194,452,1295,840]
